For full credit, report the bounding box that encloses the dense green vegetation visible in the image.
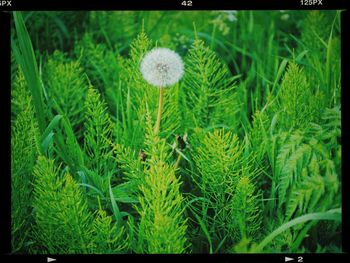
[11,10,341,254]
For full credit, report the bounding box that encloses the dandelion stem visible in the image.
[154,87,165,134]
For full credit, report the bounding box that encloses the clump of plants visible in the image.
[11,10,341,254]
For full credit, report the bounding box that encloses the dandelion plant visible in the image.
[140,47,184,134]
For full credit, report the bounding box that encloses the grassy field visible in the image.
[11,10,341,254]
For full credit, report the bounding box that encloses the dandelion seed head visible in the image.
[140,47,184,87]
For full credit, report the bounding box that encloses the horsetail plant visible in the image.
[134,112,189,253]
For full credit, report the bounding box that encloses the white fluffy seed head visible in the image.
[140,47,184,88]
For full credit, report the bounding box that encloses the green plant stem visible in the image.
[154,87,165,135]
[174,154,182,170]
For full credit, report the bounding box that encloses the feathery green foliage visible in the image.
[192,129,243,200]
[32,156,126,253]
[135,113,188,253]
[84,87,114,174]
[191,129,261,250]
[11,71,39,253]
[299,11,340,106]
[117,31,155,149]
[230,175,262,240]
[74,34,123,101]
[44,51,88,138]
[11,10,341,254]
[276,62,320,130]
[32,156,94,253]
[183,39,239,130]
[92,208,128,253]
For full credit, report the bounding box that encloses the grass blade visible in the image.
[189,206,213,254]
[12,11,46,133]
[254,208,341,252]
[109,180,122,228]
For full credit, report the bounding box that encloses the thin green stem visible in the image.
[154,87,165,135]
[174,154,182,170]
